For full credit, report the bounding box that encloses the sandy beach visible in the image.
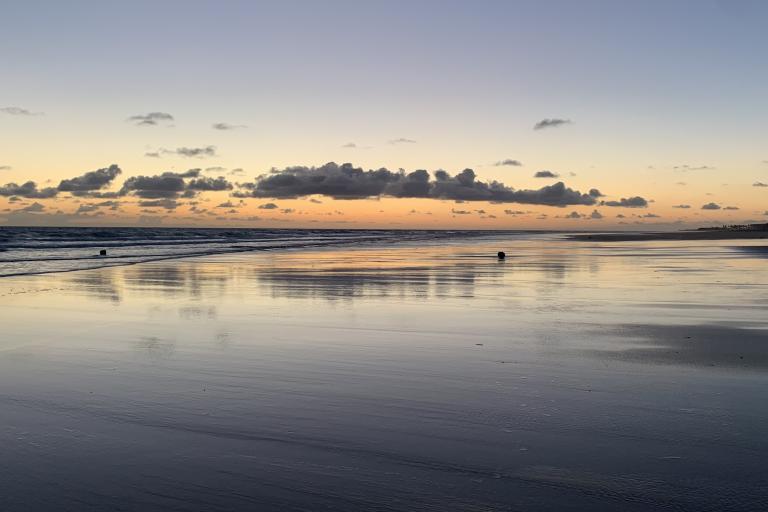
[1,233,768,511]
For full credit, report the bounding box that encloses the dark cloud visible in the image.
[494,159,522,167]
[212,123,246,130]
[0,181,58,198]
[1,107,42,116]
[137,199,180,210]
[701,202,721,210]
[186,176,232,191]
[533,118,571,130]
[57,164,122,195]
[564,211,583,219]
[723,206,739,210]
[640,213,660,218]
[600,196,648,208]
[309,198,323,204]
[589,188,604,197]
[590,209,603,219]
[504,210,528,215]
[236,162,599,207]
[534,170,559,178]
[753,182,768,187]
[389,138,417,144]
[672,204,691,209]
[258,202,279,209]
[119,170,200,199]
[127,112,174,126]
[451,209,472,215]
[204,166,227,173]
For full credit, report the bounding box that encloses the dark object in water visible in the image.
[99,249,107,256]
[497,251,505,260]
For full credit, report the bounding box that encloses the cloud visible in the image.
[216,201,237,208]
[144,152,161,158]
[235,162,599,207]
[451,208,472,215]
[504,210,527,215]
[589,188,604,198]
[564,211,583,219]
[342,142,357,148]
[672,204,691,209]
[494,159,522,167]
[723,206,739,210]
[186,176,232,191]
[137,199,180,210]
[0,181,58,198]
[590,209,603,219]
[258,202,279,209]
[229,168,245,176]
[640,213,660,218]
[701,202,721,210]
[753,182,768,187]
[57,164,122,196]
[175,146,216,158]
[673,165,715,171]
[534,170,559,178]
[600,196,648,208]
[75,200,119,214]
[212,123,246,130]
[533,118,571,130]
[309,198,323,204]
[388,138,416,144]
[127,112,174,126]
[119,169,201,199]
[18,202,45,212]
[1,107,42,116]
[0,165,11,171]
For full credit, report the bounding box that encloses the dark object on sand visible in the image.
[497,251,505,260]
[99,249,107,256]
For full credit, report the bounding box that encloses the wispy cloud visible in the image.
[533,118,571,130]
[127,112,174,126]
[494,159,522,167]
[212,122,247,130]
[388,138,417,144]
[1,106,43,116]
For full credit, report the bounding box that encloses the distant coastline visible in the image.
[572,223,768,241]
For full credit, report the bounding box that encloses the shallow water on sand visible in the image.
[1,234,768,511]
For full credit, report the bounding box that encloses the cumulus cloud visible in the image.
[119,169,201,199]
[258,202,279,209]
[590,209,603,219]
[388,138,417,144]
[600,196,648,208]
[701,202,721,210]
[235,163,599,207]
[533,118,571,130]
[0,181,58,198]
[75,200,119,214]
[57,164,122,196]
[187,176,232,191]
[753,182,768,187]
[494,159,522,167]
[212,122,246,130]
[564,211,583,219]
[534,170,559,178]
[128,112,174,126]
[1,107,42,116]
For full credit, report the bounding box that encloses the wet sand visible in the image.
[1,235,768,511]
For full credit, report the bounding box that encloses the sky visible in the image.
[1,0,767,229]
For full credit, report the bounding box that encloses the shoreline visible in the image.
[570,230,768,242]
